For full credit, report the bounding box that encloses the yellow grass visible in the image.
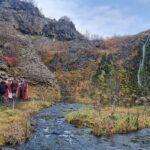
[0,100,52,146]
[65,106,150,136]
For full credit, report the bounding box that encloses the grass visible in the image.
[0,84,58,147]
[73,96,95,105]
[65,108,95,128]
[65,106,150,136]
[0,100,52,146]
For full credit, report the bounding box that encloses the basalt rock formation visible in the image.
[0,0,84,40]
[0,0,84,86]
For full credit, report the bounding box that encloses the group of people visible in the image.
[0,78,29,103]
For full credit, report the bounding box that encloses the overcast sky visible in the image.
[36,0,150,38]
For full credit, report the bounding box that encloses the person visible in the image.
[20,80,29,100]
[11,78,18,100]
[5,78,12,99]
[16,81,22,100]
[0,80,8,103]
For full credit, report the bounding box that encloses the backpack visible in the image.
[0,81,7,95]
[11,81,18,93]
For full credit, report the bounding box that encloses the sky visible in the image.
[36,0,150,38]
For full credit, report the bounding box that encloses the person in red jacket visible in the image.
[11,79,18,100]
[5,78,12,99]
[20,80,29,100]
[16,81,21,100]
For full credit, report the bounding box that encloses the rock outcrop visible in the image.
[0,0,84,41]
[0,0,85,85]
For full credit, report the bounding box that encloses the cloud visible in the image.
[136,0,150,3]
[36,0,150,37]
[76,5,149,37]
[36,0,78,19]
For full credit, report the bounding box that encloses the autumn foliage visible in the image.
[2,55,16,66]
[104,39,119,48]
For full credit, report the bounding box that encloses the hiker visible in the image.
[16,81,22,100]
[0,80,8,103]
[11,78,18,100]
[20,80,29,100]
[5,78,12,99]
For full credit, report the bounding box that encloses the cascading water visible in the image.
[137,36,149,88]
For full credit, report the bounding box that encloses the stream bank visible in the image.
[3,103,149,150]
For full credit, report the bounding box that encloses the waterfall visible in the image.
[137,36,149,88]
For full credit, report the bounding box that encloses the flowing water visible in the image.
[138,37,149,88]
[2,103,148,150]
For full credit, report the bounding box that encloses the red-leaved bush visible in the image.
[3,55,16,66]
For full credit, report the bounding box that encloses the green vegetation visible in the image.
[56,64,98,104]
[65,108,95,128]
[96,54,137,105]
[65,106,150,136]
[98,70,106,88]
[118,68,136,98]
[0,100,52,146]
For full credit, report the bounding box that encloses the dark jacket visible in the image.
[0,81,8,95]
[11,81,18,93]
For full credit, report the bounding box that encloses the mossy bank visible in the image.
[65,106,150,136]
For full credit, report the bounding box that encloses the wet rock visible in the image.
[51,131,60,135]
[30,119,37,127]
[122,143,129,147]
[44,115,53,121]
[1,148,16,150]
[30,119,37,132]
[131,136,150,144]
[135,97,149,105]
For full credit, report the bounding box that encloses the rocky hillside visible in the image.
[0,0,84,86]
[48,32,150,104]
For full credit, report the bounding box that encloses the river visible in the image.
[4,103,150,150]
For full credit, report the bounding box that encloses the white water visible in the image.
[138,37,149,88]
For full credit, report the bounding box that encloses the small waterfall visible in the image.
[137,36,149,88]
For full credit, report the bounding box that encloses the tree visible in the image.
[91,34,101,40]
[85,30,90,40]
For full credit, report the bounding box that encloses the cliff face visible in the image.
[0,0,84,40]
[0,0,84,86]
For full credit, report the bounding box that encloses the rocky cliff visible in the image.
[0,0,84,86]
[0,0,84,40]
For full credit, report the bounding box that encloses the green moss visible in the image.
[96,53,117,92]
[98,70,106,89]
[65,108,95,127]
